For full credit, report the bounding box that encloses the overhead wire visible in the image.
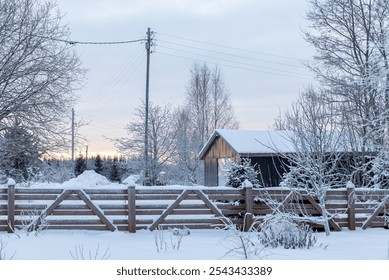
[157,39,307,69]
[37,35,146,45]
[77,112,126,129]
[156,51,313,80]
[156,32,312,63]
[156,44,312,79]
[154,31,314,80]
[79,43,145,112]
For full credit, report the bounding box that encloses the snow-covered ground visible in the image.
[0,228,388,260]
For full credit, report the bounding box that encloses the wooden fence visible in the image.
[1,182,389,233]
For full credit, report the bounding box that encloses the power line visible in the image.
[77,112,126,129]
[156,51,313,80]
[80,46,145,112]
[156,32,311,63]
[39,35,146,45]
[157,39,306,69]
[156,44,312,78]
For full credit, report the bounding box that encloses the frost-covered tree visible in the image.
[304,0,389,186]
[371,150,389,189]
[0,0,84,153]
[170,107,203,185]
[280,89,347,235]
[225,158,260,188]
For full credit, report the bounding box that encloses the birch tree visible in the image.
[185,63,238,151]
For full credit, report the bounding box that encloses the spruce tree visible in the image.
[109,156,121,182]
[94,154,103,174]
[74,155,86,176]
[225,158,260,188]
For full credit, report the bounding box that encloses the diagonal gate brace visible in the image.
[33,189,117,231]
[149,189,225,231]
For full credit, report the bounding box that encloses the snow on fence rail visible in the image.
[0,182,388,233]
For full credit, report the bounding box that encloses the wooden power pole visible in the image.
[144,27,152,185]
[71,108,75,162]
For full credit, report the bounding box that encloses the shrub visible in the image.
[258,213,317,249]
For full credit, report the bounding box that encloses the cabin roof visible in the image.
[198,129,294,159]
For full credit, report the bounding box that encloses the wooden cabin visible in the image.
[198,129,292,187]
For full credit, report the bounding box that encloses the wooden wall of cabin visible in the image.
[248,156,289,187]
[203,136,238,186]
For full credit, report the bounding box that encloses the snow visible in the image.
[199,129,294,157]
[0,228,388,260]
[61,170,111,189]
[122,174,141,185]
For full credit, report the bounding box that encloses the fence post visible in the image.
[243,181,253,232]
[347,182,355,230]
[7,178,15,233]
[128,183,136,233]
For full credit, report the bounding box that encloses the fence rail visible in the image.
[1,182,388,233]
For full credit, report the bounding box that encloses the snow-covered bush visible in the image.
[220,215,268,259]
[258,213,317,249]
[225,158,260,188]
[13,210,49,237]
[32,160,73,183]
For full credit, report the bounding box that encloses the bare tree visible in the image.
[185,63,238,151]
[114,101,177,183]
[0,0,84,155]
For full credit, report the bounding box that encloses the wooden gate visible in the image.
[33,189,117,231]
[148,189,226,231]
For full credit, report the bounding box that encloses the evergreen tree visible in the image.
[0,124,40,181]
[225,158,260,188]
[109,156,121,182]
[94,154,103,174]
[74,155,86,176]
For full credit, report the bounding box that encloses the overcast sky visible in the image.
[55,0,315,156]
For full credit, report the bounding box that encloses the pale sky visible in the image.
[55,0,315,156]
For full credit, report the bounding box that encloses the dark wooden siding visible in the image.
[248,156,289,187]
[204,158,218,186]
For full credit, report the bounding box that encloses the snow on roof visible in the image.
[199,129,294,158]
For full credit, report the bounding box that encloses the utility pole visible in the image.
[85,145,89,170]
[71,108,75,163]
[144,27,152,185]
